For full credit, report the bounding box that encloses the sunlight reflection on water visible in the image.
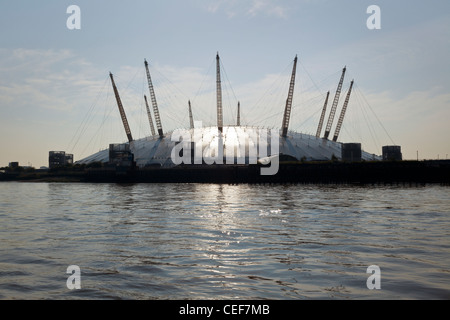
[0,182,449,299]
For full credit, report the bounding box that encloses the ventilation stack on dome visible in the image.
[382,145,402,161]
[341,143,362,162]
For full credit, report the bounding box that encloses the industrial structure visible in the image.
[76,54,387,170]
[49,151,73,169]
[341,143,362,162]
[9,162,19,169]
[382,145,403,161]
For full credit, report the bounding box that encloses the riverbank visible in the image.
[1,160,449,185]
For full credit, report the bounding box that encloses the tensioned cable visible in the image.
[353,87,381,151]
[191,57,215,105]
[67,75,109,154]
[150,64,193,128]
[219,58,239,125]
[242,60,293,125]
[80,89,117,158]
[354,83,396,146]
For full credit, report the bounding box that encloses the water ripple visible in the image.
[0,182,449,299]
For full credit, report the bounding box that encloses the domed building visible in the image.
[76,54,380,171]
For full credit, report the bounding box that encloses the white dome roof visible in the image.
[76,125,380,166]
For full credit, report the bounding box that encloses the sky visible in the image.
[0,0,449,168]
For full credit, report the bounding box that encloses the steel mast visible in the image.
[216,53,223,133]
[188,100,194,130]
[316,91,330,138]
[109,72,133,142]
[144,59,164,137]
[144,95,156,136]
[281,55,298,137]
[324,66,346,140]
[332,80,354,142]
[237,101,240,126]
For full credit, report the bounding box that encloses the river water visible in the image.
[0,182,449,300]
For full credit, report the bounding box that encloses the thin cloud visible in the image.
[247,0,288,19]
[198,0,291,19]
[0,48,104,113]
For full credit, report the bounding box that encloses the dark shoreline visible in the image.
[2,160,450,185]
